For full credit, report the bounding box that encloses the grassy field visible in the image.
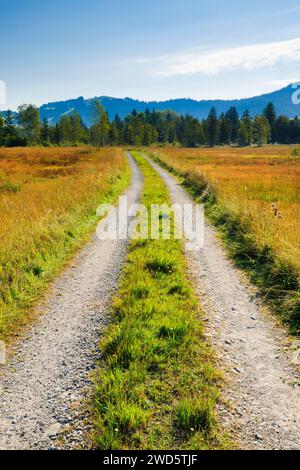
[93,151,224,450]
[0,146,128,341]
[149,146,300,333]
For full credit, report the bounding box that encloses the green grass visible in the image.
[176,397,215,433]
[148,152,300,335]
[291,148,300,157]
[0,180,21,193]
[93,151,224,450]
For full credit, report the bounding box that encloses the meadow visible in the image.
[0,146,128,341]
[150,146,300,332]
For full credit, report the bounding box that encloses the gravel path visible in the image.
[0,153,142,450]
[144,154,300,450]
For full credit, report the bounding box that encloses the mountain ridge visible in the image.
[12,84,300,126]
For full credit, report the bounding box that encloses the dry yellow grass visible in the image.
[0,146,128,340]
[153,146,300,271]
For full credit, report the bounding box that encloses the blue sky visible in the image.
[1,0,300,109]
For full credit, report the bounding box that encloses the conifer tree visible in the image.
[206,107,219,147]
[40,118,49,145]
[263,102,276,143]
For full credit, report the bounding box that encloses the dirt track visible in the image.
[0,153,142,450]
[144,153,300,450]
[1,151,299,450]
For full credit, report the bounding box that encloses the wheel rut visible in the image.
[0,153,143,450]
[143,153,300,450]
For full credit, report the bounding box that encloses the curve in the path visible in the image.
[0,153,142,450]
[143,153,300,450]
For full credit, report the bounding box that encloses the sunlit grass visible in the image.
[150,146,300,333]
[151,146,300,269]
[0,146,128,340]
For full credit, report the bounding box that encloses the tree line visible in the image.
[1,100,300,148]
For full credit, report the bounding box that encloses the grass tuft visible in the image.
[158,320,188,342]
[0,181,21,193]
[131,281,151,300]
[176,397,214,434]
[146,254,176,275]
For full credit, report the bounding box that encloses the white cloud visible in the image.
[269,78,299,88]
[141,38,300,77]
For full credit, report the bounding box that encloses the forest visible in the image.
[0,100,299,148]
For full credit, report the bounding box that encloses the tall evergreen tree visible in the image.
[59,115,73,144]
[5,110,15,131]
[109,120,120,145]
[206,107,219,147]
[4,110,24,146]
[70,112,88,143]
[226,107,239,143]
[53,123,62,145]
[142,124,153,146]
[263,102,276,143]
[219,113,231,145]
[237,110,252,146]
[275,115,290,144]
[40,118,49,145]
[289,116,300,144]
[253,116,271,146]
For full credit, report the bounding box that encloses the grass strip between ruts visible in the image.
[93,151,224,450]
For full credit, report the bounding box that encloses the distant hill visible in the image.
[13,84,300,126]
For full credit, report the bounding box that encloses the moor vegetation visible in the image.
[0,146,128,340]
[150,147,300,334]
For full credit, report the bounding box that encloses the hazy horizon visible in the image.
[3,81,299,113]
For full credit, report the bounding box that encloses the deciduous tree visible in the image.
[18,104,40,145]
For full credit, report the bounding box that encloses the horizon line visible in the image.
[2,82,298,112]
